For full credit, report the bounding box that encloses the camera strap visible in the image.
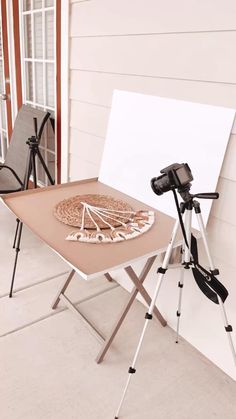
[172,189,228,304]
[190,234,228,304]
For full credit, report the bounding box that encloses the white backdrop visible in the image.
[99,90,235,228]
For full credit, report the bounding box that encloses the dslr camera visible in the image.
[151,163,193,196]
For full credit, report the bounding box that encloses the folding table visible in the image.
[2,178,178,363]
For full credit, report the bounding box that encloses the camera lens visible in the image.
[151,174,171,196]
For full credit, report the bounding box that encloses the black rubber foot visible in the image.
[175,341,178,344]
[211,268,219,276]
[225,325,233,332]
[9,294,13,298]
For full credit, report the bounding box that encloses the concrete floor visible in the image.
[1,202,236,419]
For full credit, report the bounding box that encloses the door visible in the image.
[20,0,59,184]
[0,0,12,161]
[0,0,61,183]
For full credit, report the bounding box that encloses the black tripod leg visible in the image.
[23,147,33,190]
[13,218,20,249]
[36,149,54,185]
[9,221,23,298]
[10,147,32,296]
[31,150,37,188]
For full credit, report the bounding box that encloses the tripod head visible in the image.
[177,183,219,203]
[193,192,219,200]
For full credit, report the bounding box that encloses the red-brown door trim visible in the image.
[1,0,12,138]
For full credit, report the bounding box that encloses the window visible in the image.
[20,0,56,184]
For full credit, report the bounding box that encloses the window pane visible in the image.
[34,12,43,59]
[46,63,54,107]
[37,147,46,184]
[45,0,54,6]
[23,0,31,11]
[40,119,55,166]
[25,62,34,101]
[35,62,43,104]
[45,11,54,59]
[46,119,55,152]
[37,149,55,185]
[47,151,55,182]
[33,0,42,9]
[24,15,32,58]
[40,127,46,148]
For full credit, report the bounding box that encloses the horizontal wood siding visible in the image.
[70,70,236,110]
[71,0,236,36]
[69,0,236,268]
[70,33,236,83]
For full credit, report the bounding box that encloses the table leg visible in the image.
[51,269,117,343]
[96,256,166,364]
[125,266,166,326]
[51,258,166,364]
[104,272,113,282]
[51,269,75,309]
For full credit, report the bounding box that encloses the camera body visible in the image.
[151,163,193,196]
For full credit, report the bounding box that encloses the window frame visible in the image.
[19,0,58,185]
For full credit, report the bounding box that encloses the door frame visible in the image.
[6,0,65,184]
[56,0,61,183]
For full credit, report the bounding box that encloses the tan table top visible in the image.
[2,178,177,280]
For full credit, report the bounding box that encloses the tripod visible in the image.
[9,117,55,297]
[115,188,236,418]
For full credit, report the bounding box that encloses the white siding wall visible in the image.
[68,0,236,378]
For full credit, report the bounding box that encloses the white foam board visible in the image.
[99,90,235,228]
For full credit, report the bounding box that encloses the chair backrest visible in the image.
[4,104,50,186]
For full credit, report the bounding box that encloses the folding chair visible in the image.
[0,104,51,296]
[0,105,50,193]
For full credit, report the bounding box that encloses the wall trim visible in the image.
[60,0,69,183]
